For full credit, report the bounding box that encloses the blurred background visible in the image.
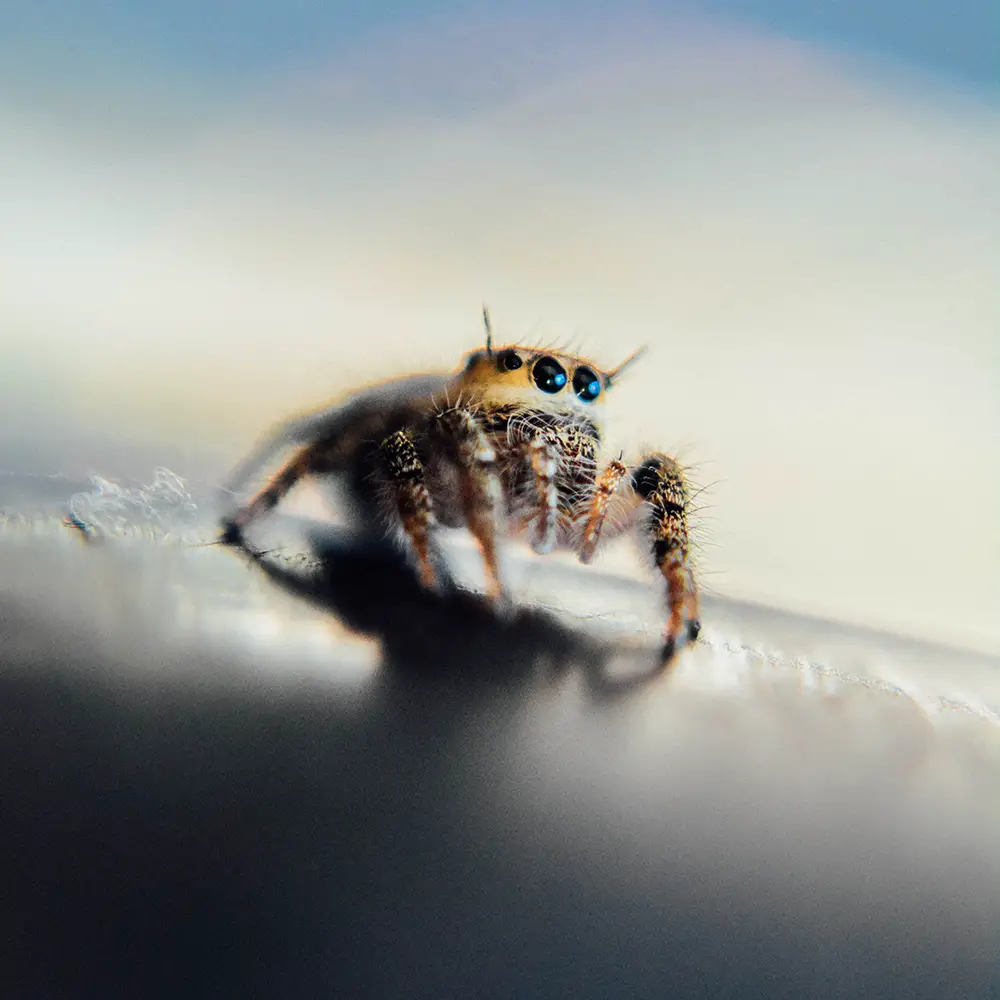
[1,0,996,653]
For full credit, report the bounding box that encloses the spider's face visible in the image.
[458,347,608,411]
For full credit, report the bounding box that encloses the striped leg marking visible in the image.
[631,454,701,664]
[379,429,438,590]
[578,457,628,564]
[431,407,504,601]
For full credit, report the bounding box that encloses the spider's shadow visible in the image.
[232,522,666,698]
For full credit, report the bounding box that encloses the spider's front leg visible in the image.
[427,405,505,601]
[633,454,701,663]
[578,453,701,665]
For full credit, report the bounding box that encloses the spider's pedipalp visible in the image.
[502,408,599,555]
[526,429,561,554]
[578,457,629,564]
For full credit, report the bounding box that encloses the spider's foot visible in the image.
[219,517,246,548]
[479,566,510,613]
[661,636,678,666]
[490,589,515,619]
[219,524,272,564]
[661,619,701,666]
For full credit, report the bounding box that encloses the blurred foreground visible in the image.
[1,477,998,999]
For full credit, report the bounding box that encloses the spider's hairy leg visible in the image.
[378,429,439,590]
[221,444,326,543]
[578,456,629,563]
[430,405,505,601]
[631,454,701,665]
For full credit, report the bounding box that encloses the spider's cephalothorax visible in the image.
[222,310,701,664]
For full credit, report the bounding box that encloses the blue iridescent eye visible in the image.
[573,366,601,402]
[532,356,567,394]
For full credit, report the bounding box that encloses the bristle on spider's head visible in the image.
[605,346,648,388]
[482,304,493,359]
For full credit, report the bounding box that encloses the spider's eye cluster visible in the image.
[531,355,602,402]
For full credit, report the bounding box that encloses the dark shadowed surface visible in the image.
[1,503,999,999]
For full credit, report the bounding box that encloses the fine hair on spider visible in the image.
[483,305,647,388]
[222,308,703,666]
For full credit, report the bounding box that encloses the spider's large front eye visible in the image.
[497,349,523,372]
[532,356,567,394]
[573,366,601,402]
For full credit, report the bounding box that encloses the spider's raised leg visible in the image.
[631,454,701,663]
[429,405,505,600]
[378,429,439,590]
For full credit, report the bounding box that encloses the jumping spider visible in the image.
[221,310,701,664]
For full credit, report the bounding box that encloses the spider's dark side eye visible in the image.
[532,356,567,393]
[497,349,523,372]
[573,366,601,402]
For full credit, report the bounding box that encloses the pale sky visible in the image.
[1,3,997,652]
